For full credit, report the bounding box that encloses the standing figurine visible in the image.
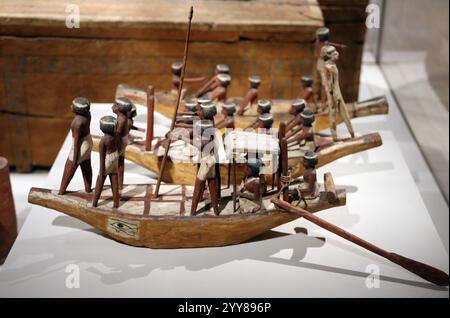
[246,99,272,129]
[112,97,133,190]
[171,61,205,92]
[59,97,93,195]
[322,45,355,140]
[287,110,316,152]
[93,116,120,208]
[191,120,220,216]
[314,27,331,107]
[238,160,267,213]
[196,64,230,98]
[207,74,231,102]
[297,151,319,200]
[237,76,261,115]
[216,101,236,130]
[199,101,221,197]
[297,76,317,112]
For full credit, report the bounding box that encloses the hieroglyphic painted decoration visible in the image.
[107,217,140,239]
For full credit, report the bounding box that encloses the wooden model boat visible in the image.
[116,84,389,132]
[26,7,449,287]
[28,184,346,248]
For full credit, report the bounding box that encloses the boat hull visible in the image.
[28,187,346,249]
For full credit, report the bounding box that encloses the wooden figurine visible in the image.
[196,64,230,98]
[127,104,145,144]
[112,97,133,190]
[216,101,236,130]
[322,45,355,140]
[237,76,261,115]
[258,113,274,132]
[200,100,218,122]
[286,99,307,132]
[297,151,319,200]
[191,120,220,216]
[246,99,272,129]
[92,116,120,208]
[59,97,93,195]
[199,101,221,197]
[207,73,231,102]
[297,76,317,112]
[314,27,331,107]
[287,110,316,152]
[171,61,205,92]
[238,160,267,213]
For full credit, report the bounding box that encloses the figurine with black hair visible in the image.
[112,97,133,189]
[58,97,93,195]
[196,64,230,98]
[171,61,205,92]
[287,110,316,152]
[237,76,261,115]
[191,120,220,216]
[321,45,355,140]
[246,100,272,129]
[207,73,231,103]
[297,151,319,200]
[297,76,317,112]
[93,116,120,208]
[216,101,237,130]
[286,99,307,133]
[238,159,267,213]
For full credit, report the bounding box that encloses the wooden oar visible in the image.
[154,6,194,198]
[271,198,449,286]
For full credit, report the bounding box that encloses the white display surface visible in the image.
[0,102,448,297]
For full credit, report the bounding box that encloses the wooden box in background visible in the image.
[0,0,370,171]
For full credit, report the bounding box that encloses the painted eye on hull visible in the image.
[110,221,137,236]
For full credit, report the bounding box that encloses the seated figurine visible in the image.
[216,101,237,130]
[238,76,261,115]
[296,151,319,200]
[238,160,267,213]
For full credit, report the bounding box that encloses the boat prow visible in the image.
[28,185,346,249]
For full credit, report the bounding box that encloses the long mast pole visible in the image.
[154,6,194,198]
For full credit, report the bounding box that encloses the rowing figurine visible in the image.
[92,116,120,208]
[287,110,316,152]
[246,100,272,129]
[286,99,307,132]
[171,61,205,92]
[237,76,261,115]
[207,73,231,103]
[196,64,230,98]
[59,97,93,195]
[216,101,237,130]
[297,76,316,112]
[322,45,355,140]
[127,104,145,144]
